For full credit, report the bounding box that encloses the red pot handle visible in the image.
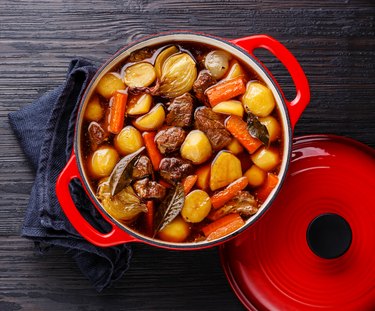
[230,35,310,130]
[55,153,139,247]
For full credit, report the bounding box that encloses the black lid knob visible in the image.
[306,213,352,259]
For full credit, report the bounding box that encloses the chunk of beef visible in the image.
[166,93,194,127]
[132,156,153,180]
[133,178,166,200]
[193,70,216,103]
[155,127,186,154]
[194,107,232,150]
[159,157,194,184]
[88,121,106,146]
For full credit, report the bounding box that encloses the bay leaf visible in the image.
[108,146,145,197]
[154,183,185,236]
[246,111,269,146]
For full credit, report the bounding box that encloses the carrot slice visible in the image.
[158,179,172,189]
[225,115,262,154]
[256,173,279,202]
[205,76,246,107]
[143,132,163,170]
[108,90,128,134]
[202,213,244,241]
[145,201,154,236]
[195,163,211,191]
[182,175,198,195]
[210,176,248,209]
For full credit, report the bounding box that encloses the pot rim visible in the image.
[74,31,293,249]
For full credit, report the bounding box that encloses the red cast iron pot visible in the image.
[56,32,310,250]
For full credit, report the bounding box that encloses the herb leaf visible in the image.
[154,183,185,236]
[246,111,269,146]
[108,146,145,197]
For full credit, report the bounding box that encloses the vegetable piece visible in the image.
[98,181,147,222]
[256,173,279,202]
[247,111,270,146]
[204,50,231,79]
[155,45,179,78]
[212,100,244,117]
[108,147,145,196]
[159,53,197,98]
[88,146,119,179]
[208,191,258,221]
[158,179,172,189]
[224,60,245,80]
[84,94,104,121]
[226,138,244,155]
[225,116,262,154]
[245,165,267,187]
[114,126,144,156]
[202,213,244,241]
[180,130,212,165]
[143,132,163,170]
[259,116,281,142]
[182,175,198,195]
[181,190,211,223]
[241,82,275,117]
[210,151,242,191]
[210,176,248,209]
[205,76,246,107]
[123,62,156,88]
[154,183,185,235]
[251,146,281,171]
[158,216,190,243]
[144,201,154,236]
[126,93,152,115]
[196,164,211,191]
[133,103,165,131]
[108,91,128,134]
[96,72,126,99]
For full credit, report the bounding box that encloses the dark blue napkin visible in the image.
[8,59,132,292]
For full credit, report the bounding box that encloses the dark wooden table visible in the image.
[1,1,374,310]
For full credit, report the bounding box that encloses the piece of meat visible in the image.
[194,107,232,150]
[209,191,258,221]
[193,70,216,103]
[166,93,194,127]
[159,157,194,184]
[133,178,166,200]
[88,121,106,145]
[155,127,186,154]
[132,156,153,180]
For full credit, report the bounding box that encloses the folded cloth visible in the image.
[8,59,132,292]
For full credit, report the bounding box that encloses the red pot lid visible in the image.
[220,135,375,310]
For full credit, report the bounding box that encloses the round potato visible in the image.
[87,146,119,179]
[114,126,144,156]
[96,72,125,99]
[158,216,190,243]
[245,165,267,187]
[241,82,275,117]
[251,147,280,171]
[84,94,104,121]
[181,190,212,223]
[259,116,281,142]
[180,130,212,165]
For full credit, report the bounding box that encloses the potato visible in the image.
[124,62,156,87]
[224,60,245,80]
[96,72,125,99]
[133,104,165,131]
[87,146,119,179]
[251,147,280,171]
[241,82,275,117]
[212,100,244,117]
[158,216,190,243]
[196,164,211,191]
[84,94,104,121]
[181,190,211,223]
[180,130,212,165]
[259,116,281,142]
[114,126,144,156]
[127,94,152,115]
[245,165,267,187]
[226,138,244,155]
[205,50,231,79]
[210,151,242,191]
